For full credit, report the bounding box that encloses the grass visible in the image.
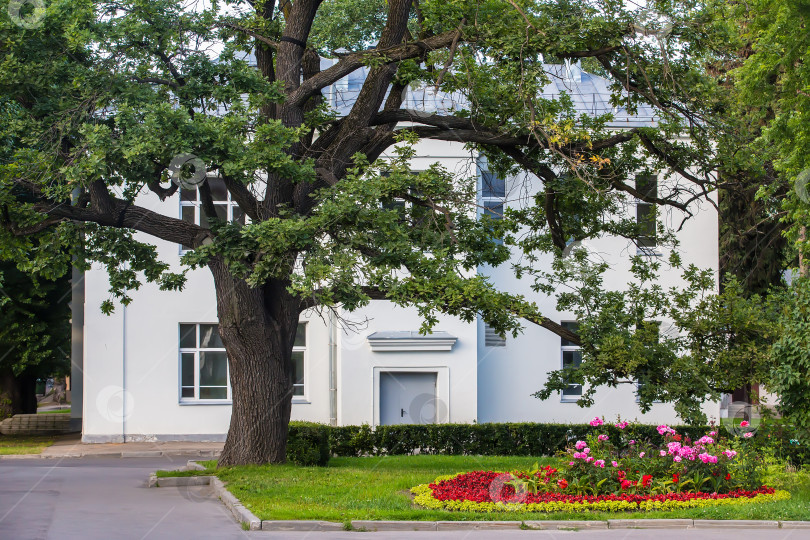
[37,409,70,414]
[0,435,56,455]
[158,455,810,522]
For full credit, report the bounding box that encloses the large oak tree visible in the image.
[1,0,721,464]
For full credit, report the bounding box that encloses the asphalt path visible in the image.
[0,456,807,540]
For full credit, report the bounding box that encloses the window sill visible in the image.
[560,397,581,403]
[292,398,311,405]
[179,400,232,406]
[636,248,662,257]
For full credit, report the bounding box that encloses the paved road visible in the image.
[1,457,808,540]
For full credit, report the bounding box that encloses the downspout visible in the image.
[328,309,338,426]
[122,302,127,442]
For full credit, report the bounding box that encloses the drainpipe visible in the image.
[122,302,127,443]
[328,309,338,426]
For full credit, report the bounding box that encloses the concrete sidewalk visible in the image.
[4,434,223,459]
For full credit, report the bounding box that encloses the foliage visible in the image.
[770,278,810,447]
[328,421,713,457]
[286,421,331,466]
[531,252,777,424]
[0,261,70,378]
[0,435,55,455]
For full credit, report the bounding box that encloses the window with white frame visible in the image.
[560,321,582,400]
[179,323,229,401]
[292,322,306,396]
[635,175,658,253]
[178,322,307,401]
[484,322,506,347]
[479,163,505,244]
[179,176,245,250]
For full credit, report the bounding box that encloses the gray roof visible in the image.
[238,52,657,128]
[322,59,657,128]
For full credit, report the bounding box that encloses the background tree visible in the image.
[1,0,722,464]
[0,261,71,416]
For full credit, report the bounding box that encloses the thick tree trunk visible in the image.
[0,370,38,416]
[208,258,301,466]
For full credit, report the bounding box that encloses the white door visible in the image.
[379,372,438,425]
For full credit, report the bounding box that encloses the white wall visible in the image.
[476,168,720,426]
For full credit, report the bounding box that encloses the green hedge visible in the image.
[328,423,714,458]
[287,422,331,466]
[288,421,809,465]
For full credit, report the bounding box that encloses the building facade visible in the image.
[72,63,720,442]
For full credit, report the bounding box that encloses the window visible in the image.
[179,176,245,250]
[179,323,229,401]
[635,175,658,253]
[484,323,506,347]
[479,164,505,245]
[560,321,582,400]
[292,322,306,396]
[178,322,307,401]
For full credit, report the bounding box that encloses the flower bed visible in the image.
[410,418,791,513]
[411,471,789,512]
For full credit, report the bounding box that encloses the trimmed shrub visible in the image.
[287,422,331,466]
[327,422,715,458]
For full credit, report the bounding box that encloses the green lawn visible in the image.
[37,409,70,414]
[158,455,810,522]
[0,435,55,455]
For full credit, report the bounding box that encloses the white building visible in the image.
[71,62,719,442]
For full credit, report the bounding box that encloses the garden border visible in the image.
[149,461,810,532]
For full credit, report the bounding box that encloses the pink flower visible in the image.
[659,450,666,456]
[594,459,605,468]
[722,450,737,459]
[586,456,595,462]
[573,452,586,459]
[583,447,590,455]
[575,440,587,450]
[611,461,619,467]
[674,456,682,462]
[615,421,629,430]
[569,461,575,466]
[697,436,714,445]
[740,421,750,428]
[598,434,609,442]
[639,452,645,458]
[589,417,604,427]
[743,432,754,438]
[629,440,636,445]
[656,424,675,436]
[709,431,717,436]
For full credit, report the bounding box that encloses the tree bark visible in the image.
[208,258,301,466]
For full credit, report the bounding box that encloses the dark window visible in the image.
[561,321,582,399]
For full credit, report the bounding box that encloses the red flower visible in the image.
[673,434,682,441]
[642,475,653,488]
[725,473,731,481]
[620,480,633,490]
[557,479,568,489]
[672,473,679,483]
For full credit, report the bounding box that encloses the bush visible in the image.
[287,422,331,466]
[326,422,714,458]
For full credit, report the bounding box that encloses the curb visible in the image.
[211,477,262,531]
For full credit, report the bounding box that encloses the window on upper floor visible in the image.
[479,166,505,245]
[179,176,245,251]
[635,175,658,254]
[560,321,582,401]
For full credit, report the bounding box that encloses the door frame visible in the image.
[373,367,449,426]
